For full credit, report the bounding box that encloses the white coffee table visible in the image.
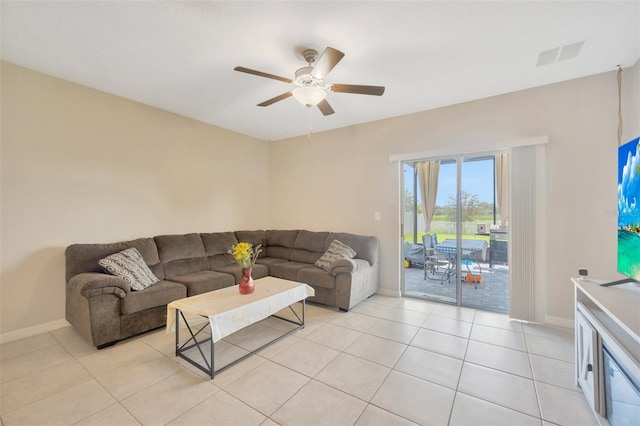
[166,276,315,379]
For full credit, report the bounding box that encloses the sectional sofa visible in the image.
[65,229,380,348]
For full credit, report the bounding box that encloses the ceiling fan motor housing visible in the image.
[295,67,322,87]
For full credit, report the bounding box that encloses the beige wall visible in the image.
[270,65,638,323]
[0,62,270,336]
[623,60,640,141]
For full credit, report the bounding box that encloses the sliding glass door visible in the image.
[402,153,509,312]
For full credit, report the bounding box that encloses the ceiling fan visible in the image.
[234,47,385,116]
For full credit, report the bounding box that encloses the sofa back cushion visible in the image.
[324,233,379,265]
[65,238,163,282]
[201,232,238,268]
[234,230,267,258]
[265,229,298,260]
[290,230,328,264]
[154,233,208,278]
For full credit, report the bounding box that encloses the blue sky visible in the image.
[405,159,495,206]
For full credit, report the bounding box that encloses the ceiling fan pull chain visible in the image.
[307,108,313,141]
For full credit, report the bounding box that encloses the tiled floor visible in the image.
[404,262,509,311]
[0,296,597,426]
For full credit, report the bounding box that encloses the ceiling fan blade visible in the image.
[311,47,345,80]
[317,99,335,116]
[330,84,385,96]
[257,91,292,107]
[234,66,292,84]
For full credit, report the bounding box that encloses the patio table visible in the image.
[434,239,488,288]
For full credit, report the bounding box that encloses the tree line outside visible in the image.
[405,189,495,223]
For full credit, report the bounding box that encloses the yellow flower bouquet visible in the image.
[228,242,262,268]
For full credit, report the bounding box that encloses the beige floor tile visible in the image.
[304,304,343,322]
[329,311,380,332]
[410,328,468,359]
[525,333,574,363]
[432,304,476,323]
[366,319,419,344]
[394,346,463,390]
[345,334,407,368]
[536,381,599,426]
[522,322,574,340]
[96,351,184,400]
[139,328,176,355]
[50,326,98,358]
[529,354,579,391]
[78,340,159,376]
[73,403,141,426]
[351,300,394,317]
[224,323,288,352]
[1,332,59,359]
[393,298,437,314]
[367,294,402,306]
[470,323,527,351]
[225,361,309,416]
[1,379,116,426]
[271,339,339,377]
[210,352,266,389]
[423,315,473,338]
[305,323,362,351]
[355,404,419,425]
[260,419,279,426]
[380,307,430,327]
[449,392,541,426]
[473,310,523,332]
[168,390,266,425]
[121,370,218,425]
[1,360,92,414]
[458,362,540,418]
[315,353,390,401]
[254,334,301,359]
[465,340,532,378]
[1,343,74,383]
[271,379,366,425]
[371,370,455,425]
[290,318,325,338]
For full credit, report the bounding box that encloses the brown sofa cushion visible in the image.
[201,232,238,255]
[295,230,329,252]
[168,270,235,296]
[297,267,336,290]
[267,229,299,248]
[155,234,206,262]
[268,261,312,281]
[65,238,163,282]
[211,263,269,283]
[120,280,186,315]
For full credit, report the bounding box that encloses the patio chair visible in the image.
[423,234,451,282]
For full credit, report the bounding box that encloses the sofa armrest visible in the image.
[330,259,370,276]
[68,273,129,298]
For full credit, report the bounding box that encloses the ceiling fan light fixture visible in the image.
[292,86,327,107]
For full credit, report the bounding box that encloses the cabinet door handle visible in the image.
[587,363,593,372]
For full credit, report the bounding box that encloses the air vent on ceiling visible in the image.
[536,40,585,67]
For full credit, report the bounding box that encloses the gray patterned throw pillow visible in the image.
[315,240,357,272]
[98,247,159,291]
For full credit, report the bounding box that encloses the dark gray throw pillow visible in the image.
[315,240,357,272]
[98,247,159,291]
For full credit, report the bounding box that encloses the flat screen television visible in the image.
[617,136,640,283]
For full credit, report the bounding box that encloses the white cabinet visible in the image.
[576,308,600,412]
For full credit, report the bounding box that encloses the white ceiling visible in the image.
[2,1,639,141]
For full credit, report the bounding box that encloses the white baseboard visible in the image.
[0,319,71,345]
[544,315,574,329]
